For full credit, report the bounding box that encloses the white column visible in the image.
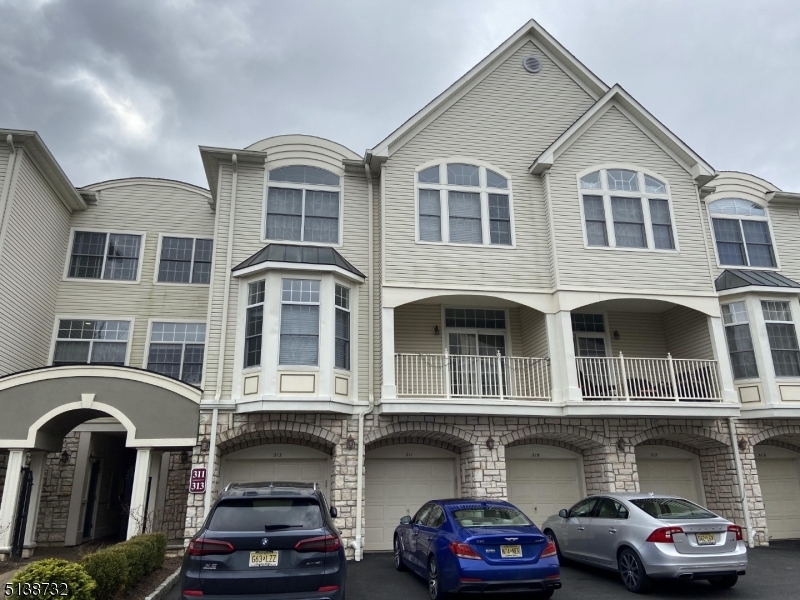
[127,448,152,539]
[707,315,738,403]
[381,306,396,399]
[745,295,781,405]
[0,449,25,558]
[144,451,163,533]
[546,312,582,403]
[21,451,46,557]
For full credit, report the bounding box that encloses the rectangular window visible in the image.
[582,196,608,246]
[611,197,646,248]
[157,237,213,284]
[444,308,506,329]
[266,187,340,244]
[418,189,442,242]
[335,284,350,370]
[244,281,265,368]
[53,319,130,366]
[762,300,800,377]
[721,302,758,379]
[571,313,605,333]
[147,322,206,384]
[488,194,511,245]
[68,232,142,281]
[712,218,776,268]
[280,279,320,366]
[448,191,482,244]
[649,199,675,250]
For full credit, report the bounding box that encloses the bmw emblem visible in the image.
[261,538,269,547]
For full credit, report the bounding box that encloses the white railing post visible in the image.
[444,349,452,400]
[619,352,630,401]
[667,353,680,402]
[496,351,504,400]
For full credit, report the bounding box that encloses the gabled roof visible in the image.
[366,19,609,166]
[529,85,716,186]
[232,243,365,281]
[715,269,800,293]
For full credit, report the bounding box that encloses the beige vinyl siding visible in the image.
[394,304,442,355]
[663,306,713,360]
[607,312,668,357]
[373,174,383,399]
[508,307,524,356]
[55,181,215,371]
[519,306,548,357]
[383,39,595,289]
[550,106,715,292]
[0,152,71,375]
[763,203,800,282]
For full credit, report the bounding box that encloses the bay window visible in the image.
[762,300,800,377]
[244,280,265,368]
[721,301,758,380]
[335,284,350,370]
[279,279,320,365]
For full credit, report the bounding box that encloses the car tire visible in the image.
[394,536,407,572]
[428,555,445,600]
[708,575,738,589]
[617,548,652,594]
[543,529,564,562]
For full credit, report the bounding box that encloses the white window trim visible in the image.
[720,301,760,382]
[153,233,213,287]
[334,283,351,372]
[760,298,800,379]
[278,276,322,369]
[242,278,266,371]
[62,227,147,284]
[706,198,781,271]
[49,315,136,367]
[142,318,207,384]
[439,306,513,356]
[575,165,680,254]
[415,159,517,249]
[262,168,345,248]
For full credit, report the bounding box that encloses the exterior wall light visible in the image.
[738,438,748,452]
[616,438,627,452]
[200,439,210,452]
[180,451,190,464]
[60,450,70,464]
[347,435,356,450]
[433,325,441,336]
[613,330,620,340]
[486,436,495,450]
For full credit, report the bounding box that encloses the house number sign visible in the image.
[190,468,207,493]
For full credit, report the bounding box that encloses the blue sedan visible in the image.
[393,499,561,598]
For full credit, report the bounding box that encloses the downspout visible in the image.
[215,153,238,401]
[351,163,377,561]
[0,135,20,264]
[728,418,755,548]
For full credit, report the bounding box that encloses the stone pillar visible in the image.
[459,439,507,500]
[331,418,359,559]
[22,451,46,558]
[546,312,581,403]
[707,315,738,403]
[127,448,153,539]
[381,307,396,399]
[0,449,25,560]
[583,441,637,495]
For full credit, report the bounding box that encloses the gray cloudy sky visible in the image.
[1,0,799,190]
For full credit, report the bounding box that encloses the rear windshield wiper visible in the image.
[263,524,305,531]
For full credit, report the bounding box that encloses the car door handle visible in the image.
[609,528,617,533]
[577,526,585,531]
[425,536,433,541]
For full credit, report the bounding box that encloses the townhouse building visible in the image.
[1,20,800,561]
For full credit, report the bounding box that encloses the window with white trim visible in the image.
[579,169,676,251]
[280,279,320,366]
[157,237,213,284]
[53,319,130,366]
[244,281,265,368]
[147,322,206,384]
[709,199,776,268]
[416,163,512,246]
[265,165,341,244]
[721,301,758,380]
[335,284,350,370]
[761,300,800,377]
[68,232,142,280]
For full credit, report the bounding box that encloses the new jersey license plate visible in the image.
[696,533,716,545]
[500,545,522,558]
[249,551,279,567]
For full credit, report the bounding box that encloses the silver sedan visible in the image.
[541,493,747,593]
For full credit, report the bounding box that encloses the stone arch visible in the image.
[365,436,462,454]
[637,439,701,455]
[500,424,606,450]
[364,422,477,450]
[217,421,341,456]
[748,425,800,448]
[630,425,729,449]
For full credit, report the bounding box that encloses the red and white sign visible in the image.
[190,468,207,494]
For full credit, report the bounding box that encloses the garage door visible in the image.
[507,445,583,523]
[636,447,702,505]
[220,444,331,497]
[756,446,800,540]
[365,445,457,551]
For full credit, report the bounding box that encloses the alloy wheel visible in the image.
[394,538,401,568]
[619,552,640,589]
[428,557,440,599]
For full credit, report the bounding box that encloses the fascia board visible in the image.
[717,285,800,297]
[231,260,365,283]
[767,191,800,204]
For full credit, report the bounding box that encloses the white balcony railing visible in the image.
[576,353,722,401]
[395,352,550,400]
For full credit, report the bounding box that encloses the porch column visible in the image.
[145,451,164,533]
[0,449,25,559]
[127,448,153,539]
[382,306,396,399]
[546,312,581,402]
[744,295,780,405]
[22,451,46,557]
[707,316,738,403]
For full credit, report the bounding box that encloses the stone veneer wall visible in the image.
[161,452,191,543]
[0,451,7,500]
[36,433,80,546]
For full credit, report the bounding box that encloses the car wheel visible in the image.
[708,575,738,589]
[543,529,563,562]
[618,549,652,594]
[394,536,407,572]
[428,555,445,600]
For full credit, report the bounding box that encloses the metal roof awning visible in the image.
[232,243,366,281]
[715,269,800,293]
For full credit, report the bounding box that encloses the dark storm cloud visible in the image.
[0,0,798,190]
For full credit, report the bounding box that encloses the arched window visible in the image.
[265,165,341,244]
[578,168,676,251]
[416,162,513,246]
[708,198,776,268]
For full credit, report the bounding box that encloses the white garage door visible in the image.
[365,445,457,551]
[636,447,703,505]
[220,444,331,497]
[507,445,583,523]
[756,446,800,540]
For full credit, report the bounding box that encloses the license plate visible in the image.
[249,551,279,567]
[696,533,716,546]
[500,545,522,558]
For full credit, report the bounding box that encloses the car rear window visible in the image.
[208,498,324,531]
[630,498,716,520]
[450,507,532,528]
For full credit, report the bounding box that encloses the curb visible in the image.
[144,567,182,600]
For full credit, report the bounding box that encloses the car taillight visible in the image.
[318,585,339,592]
[182,591,203,597]
[540,541,557,558]
[646,527,684,543]
[187,538,235,556]
[294,534,341,552]
[727,525,743,541]
[449,541,482,560]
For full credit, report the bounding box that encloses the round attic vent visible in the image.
[523,55,542,73]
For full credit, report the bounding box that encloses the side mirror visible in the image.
[558,509,569,519]
[400,515,412,525]
[330,506,338,518]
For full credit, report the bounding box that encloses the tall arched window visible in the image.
[709,198,776,268]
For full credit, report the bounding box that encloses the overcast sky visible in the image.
[1,0,798,190]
